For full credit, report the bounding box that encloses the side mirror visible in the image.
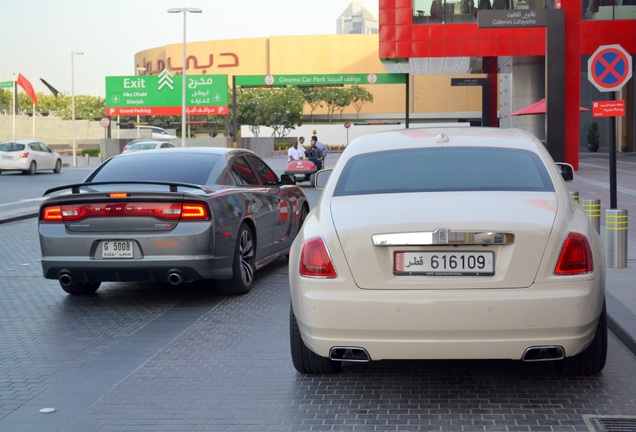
[315,169,333,189]
[280,173,296,185]
[556,162,574,183]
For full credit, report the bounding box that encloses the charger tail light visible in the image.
[299,237,337,278]
[555,232,594,275]
[41,202,210,222]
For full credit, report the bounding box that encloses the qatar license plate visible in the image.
[101,240,134,259]
[394,251,494,276]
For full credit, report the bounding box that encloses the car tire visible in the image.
[290,304,341,374]
[53,159,62,173]
[561,301,607,375]
[60,281,101,295]
[216,223,255,295]
[25,161,36,175]
[298,204,309,233]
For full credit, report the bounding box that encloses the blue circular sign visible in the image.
[588,44,632,92]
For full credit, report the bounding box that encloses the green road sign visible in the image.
[0,81,13,89]
[105,71,228,116]
[235,73,406,87]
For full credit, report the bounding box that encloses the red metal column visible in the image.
[564,0,582,170]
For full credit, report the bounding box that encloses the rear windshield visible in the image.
[0,143,25,152]
[132,143,159,150]
[89,153,222,185]
[333,147,554,197]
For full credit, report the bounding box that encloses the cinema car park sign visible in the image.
[235,73,406,87]
[105,70,229,116]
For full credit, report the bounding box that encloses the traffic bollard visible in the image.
[84,154,90,165]
[581,199,600,233]
[606,209,628,268]
[570,191,579,203]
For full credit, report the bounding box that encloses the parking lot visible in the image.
[2,154,636,431]
[1,218,636,432]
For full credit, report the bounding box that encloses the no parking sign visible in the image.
[587,44,632,92]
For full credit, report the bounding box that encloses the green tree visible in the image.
[0,89,12,114]
[301,87,326,122]
[237,88,267,137]
[349,85,374,118]
[259,87,305,137]
[322,88,351,121]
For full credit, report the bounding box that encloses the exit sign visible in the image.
[105,70,228,116]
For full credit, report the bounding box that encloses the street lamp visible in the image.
[71,50,84,167]
[167,7,202,147]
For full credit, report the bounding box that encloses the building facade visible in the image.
[378,0,636,168]
[134,34,486,122]
[337,0,380,34]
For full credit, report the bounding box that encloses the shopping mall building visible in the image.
[135,0,635,168]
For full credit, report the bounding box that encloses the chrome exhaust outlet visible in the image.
[522,345,565,362]
[59,272,73,287]
[329,346,371,362]
[168,272,184,286]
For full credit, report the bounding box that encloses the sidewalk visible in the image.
[573,152,636,356]
[2,151,636,359]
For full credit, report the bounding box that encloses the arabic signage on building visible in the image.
[235,73,406,87]
[592,100,625,117]
[478,9,547,28]
[105,70,228,117]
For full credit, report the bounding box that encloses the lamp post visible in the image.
[71,50,84,167]
[167,7,202,147]
[135,67,146,137]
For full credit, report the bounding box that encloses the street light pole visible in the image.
[71,50,84,167]
[167,7,202,147]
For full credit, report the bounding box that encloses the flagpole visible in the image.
[32,103,35,140]
[12,73,16,141]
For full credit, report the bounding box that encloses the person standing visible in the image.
[311,134,329,160]
[288,137,305,162]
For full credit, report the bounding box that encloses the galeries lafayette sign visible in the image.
[478,9,547,28]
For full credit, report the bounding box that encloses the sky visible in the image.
[1,0,379,98]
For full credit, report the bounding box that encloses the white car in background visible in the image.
[122,140,176,153]
[0,140,62,175]
[289,127,606,375]
[134,126,177,140]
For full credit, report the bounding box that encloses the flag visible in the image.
[40,78,61,97]
[17,73,37,104]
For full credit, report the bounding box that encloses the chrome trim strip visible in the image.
[372,229,515,246]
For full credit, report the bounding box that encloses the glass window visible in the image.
[89,153,221,185]
[333,147,554,197]
[232,156,259,186]
[0,143,25,152]
[245,154,279,186]
[585,0,634,21]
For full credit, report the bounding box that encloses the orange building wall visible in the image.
[135,35,484,118]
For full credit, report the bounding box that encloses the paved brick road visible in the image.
[2,216,636,432]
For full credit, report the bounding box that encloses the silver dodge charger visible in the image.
[39,147,309,296]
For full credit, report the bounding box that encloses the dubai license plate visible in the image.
[101,240,134,259]
[2,156,12,160]
[394,251,494,276]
